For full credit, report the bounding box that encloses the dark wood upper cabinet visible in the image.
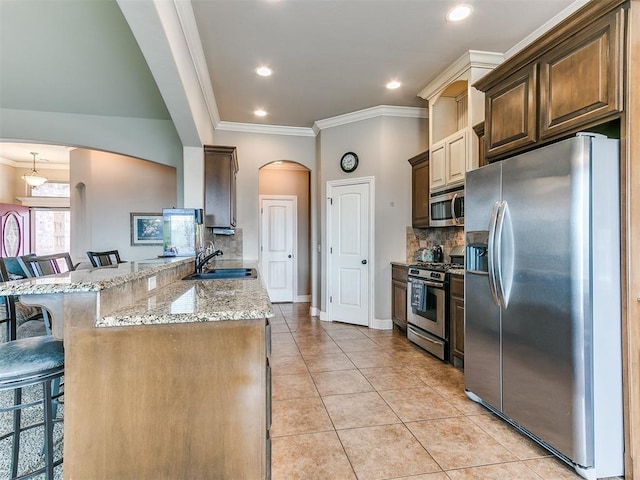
[484,64,537,159]
[538,8,624,139]
[475,0,626,161]
[204,145,238,229]
[408,151,429,228]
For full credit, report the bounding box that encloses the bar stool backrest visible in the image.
[86,250,123,267]
[19,253,76,277]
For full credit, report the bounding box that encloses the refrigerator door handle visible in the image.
[494,200,508,308]
[487,201,501,306]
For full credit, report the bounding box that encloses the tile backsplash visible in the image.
[204,228,243,259]
[406,226,464,263]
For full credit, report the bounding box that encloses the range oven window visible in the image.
[412,282,438,322]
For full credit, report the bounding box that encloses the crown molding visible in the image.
[417,50,504,100]
[0,157,68,170]
[504,0,591,59]
[215,121,316,137]
[172,0,220,127]
[313,105,427,132]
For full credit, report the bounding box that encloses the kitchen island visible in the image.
[0,257,274,480]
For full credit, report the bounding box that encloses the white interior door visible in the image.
[260,196,296,302]
[328,181,371,326]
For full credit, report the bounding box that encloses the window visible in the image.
[30,182,70,255]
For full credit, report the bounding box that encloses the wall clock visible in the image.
[340,152,359,173]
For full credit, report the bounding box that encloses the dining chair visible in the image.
[86,249,124,267]
[19,252,76,277]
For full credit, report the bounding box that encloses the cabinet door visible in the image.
[446,130,467,186]
[485,64,537,160]
[449,275,465,367]
[204,146,238,228]
[391,265,408,331]
[539,8,623,140]
[451,295,465,364]
[430,143,447,190]
[410,154,430,228]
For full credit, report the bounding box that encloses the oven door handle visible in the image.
[409,278,442,289]
[408,327,441,345]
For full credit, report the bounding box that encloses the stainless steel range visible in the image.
[406,263,451,360]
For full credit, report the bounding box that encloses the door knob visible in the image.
[362,259,367,265]
[288,254,292,258]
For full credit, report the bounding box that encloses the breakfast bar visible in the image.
[0,258,274,480]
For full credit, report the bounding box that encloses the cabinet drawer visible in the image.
[392,265,408,282]
[485,64,537,160]
[450,274,464,296]
[538,8,624,139]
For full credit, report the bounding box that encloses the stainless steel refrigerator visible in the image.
[464,133,623,479]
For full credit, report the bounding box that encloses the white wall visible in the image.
[70,149,177,263]
[318,115,427,322]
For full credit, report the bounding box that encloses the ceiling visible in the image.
[191,0,580,128]
[0,0,584,165]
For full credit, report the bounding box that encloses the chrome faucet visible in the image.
[195,247,223,273]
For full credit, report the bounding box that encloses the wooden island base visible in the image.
[65,319,269,480]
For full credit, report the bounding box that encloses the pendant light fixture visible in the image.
[22,152,48,187]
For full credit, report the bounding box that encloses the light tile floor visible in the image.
[270,303,618,480]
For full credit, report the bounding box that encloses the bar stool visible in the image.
[0,335,64,479]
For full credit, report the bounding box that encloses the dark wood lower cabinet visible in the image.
[450,274,464,368]
[391,265,408,331]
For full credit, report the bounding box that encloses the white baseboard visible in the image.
[295,295,311,303]
[309,306,320,317]
[370,318,393,330]
[319,310,328,321]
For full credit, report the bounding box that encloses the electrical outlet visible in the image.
[147,276,157,291]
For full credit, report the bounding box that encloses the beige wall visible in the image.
[259,165,311,297]
[318,115,428,322]
[0,163,70,204]
[70,149,176,264]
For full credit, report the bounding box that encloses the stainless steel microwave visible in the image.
[429,185,464,227]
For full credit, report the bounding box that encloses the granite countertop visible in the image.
[449,268,465,276]
[0,257,274,327]
[97,267,274,327]
[98,259,274,327]
[391,261,410,267]
[0,257,194,295]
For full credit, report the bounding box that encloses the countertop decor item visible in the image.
[340,152,358,173]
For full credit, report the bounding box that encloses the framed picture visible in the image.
[130,213,163,246]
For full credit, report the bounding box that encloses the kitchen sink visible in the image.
[183,268,257,280]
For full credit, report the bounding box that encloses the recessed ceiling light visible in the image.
[446,4,473,22]
[386,80,401,90]
[254,109,267,117]
[256,66,272,77]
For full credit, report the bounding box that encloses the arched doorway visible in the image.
[258,161,311,303]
